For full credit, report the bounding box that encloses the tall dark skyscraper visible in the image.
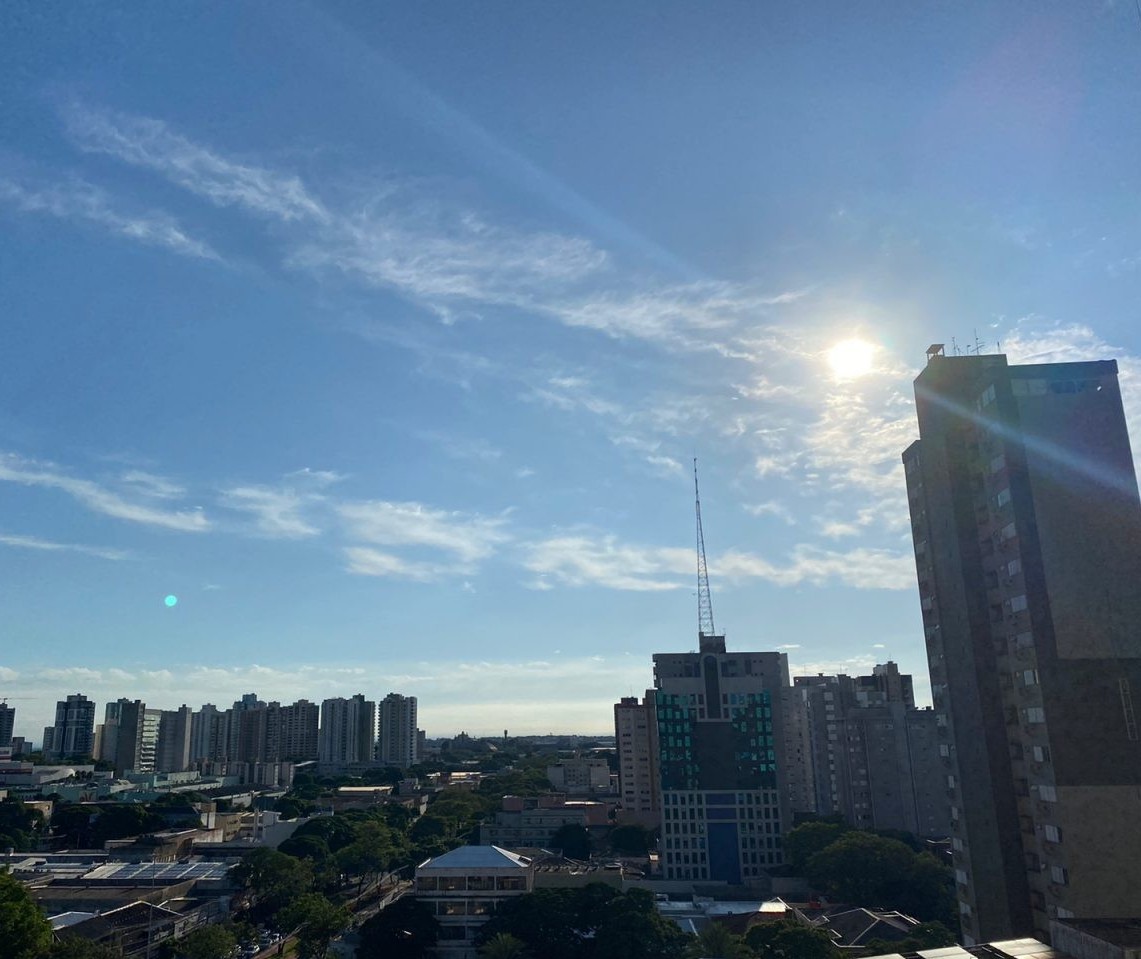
[0,702,14,748]
[903,349,1141,942]
[44,693,96,760]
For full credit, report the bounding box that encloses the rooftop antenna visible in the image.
[951,337,961,356]
[694,458,716,643]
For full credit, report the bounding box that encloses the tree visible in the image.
[476,887,582,959]
[805,833,917,907]
[231,847,314,916]
[356,897,439,959]
[550,823,591,860]
[686,922,754,959]
[804,833,956,926]
[782,822,849,874]
[592,888,689,959]
[0,870,54,959]
[170,924,237,959]
[480,933,530,959]
[336,825,396,894]
[480,884,686,959]
[607,824,653,856]
[50,937,124,959]
[0,799,44,852]
[859,921,956,957]
[277,892,350,959]
[745,920,837,959]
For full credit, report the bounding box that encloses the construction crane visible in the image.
[694,458,716,643]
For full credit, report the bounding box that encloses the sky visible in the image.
[3,2,1141,740]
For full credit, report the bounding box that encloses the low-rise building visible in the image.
[413,845,533,959]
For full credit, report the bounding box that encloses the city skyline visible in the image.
[5,5,1141,739]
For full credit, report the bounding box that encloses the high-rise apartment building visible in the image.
[795,663,948,837]
[613,693,660,826]
[0,702,14,748]
[903,350,1141,941]
[44,693,96,760]
[653,637,792,883]
[318,694,376,765]
[377,693,418,767]
[155,706,193,773]
[268,699,319,762]
[189,704,221,762]
[110,699,147,775]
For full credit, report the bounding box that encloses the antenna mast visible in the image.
[694,458,716,641]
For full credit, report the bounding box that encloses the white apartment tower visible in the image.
[318,694,376,765]
[377,693,418,767]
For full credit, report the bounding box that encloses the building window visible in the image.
[1025,707,1045,723]
[1009,595,1028,613]
[955,868,968,886]
[1038,785,1057,802]
[1043,824,1062,843]
[1050,865,1069,885]
[996,488,1012,508]
[1006,558,1022,577]
[1032,745,1050,763]
[1000,522,1017,541]
[990,454,1006,474]
[1022,669,1039,686]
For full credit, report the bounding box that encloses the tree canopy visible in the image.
[476,884,688,959]
[745,919,838,959]
[0,871,54,959]
[356,896,439,959]
[804,833,956,927]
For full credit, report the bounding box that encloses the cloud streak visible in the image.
[0,176,218,260]
[0,533,131,561]
[0,453,209,532]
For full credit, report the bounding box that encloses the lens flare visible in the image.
[164,595,178,607]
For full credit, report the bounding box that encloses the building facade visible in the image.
[413,845,533,959]
[155,706,193,773]
[318,694,376,766]
[904,351,1141,941]
[794,662,948,837]
[0,702,14,748]
[44,693,96,760]
[614,693,660,825]
[376,693,417,767]
[653,638,791,883]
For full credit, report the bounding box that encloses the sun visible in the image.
[827,338,877,379]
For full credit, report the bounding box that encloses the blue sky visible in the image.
[3,2,1141,739]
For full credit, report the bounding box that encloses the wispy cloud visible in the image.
[413,430,503,464]
[0,452,209,532]
[744,500,796,524]
[342,546,457,582]
[62,103,326,223]
[218,485,323,539]
[57,103,810,356]
[0,176,218,260]
[523,533,914,592]
[0,533,130,561]
[523,535,692,592]
[338,500,510,564]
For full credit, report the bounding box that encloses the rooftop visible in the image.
[419,845,531,871]
[1055,920,1141,948]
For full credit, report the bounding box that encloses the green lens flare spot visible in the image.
[164,595,178,607]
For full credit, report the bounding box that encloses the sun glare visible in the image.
[827,338,877,379]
